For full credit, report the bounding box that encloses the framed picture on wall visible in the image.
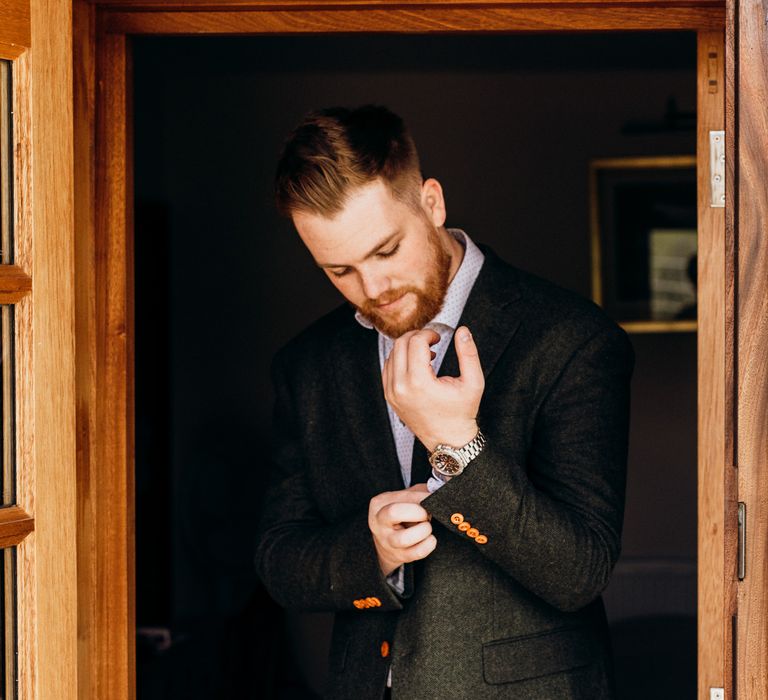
[589,155,697,333]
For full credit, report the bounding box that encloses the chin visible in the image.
[377,313,424,338]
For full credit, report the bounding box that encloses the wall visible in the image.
[133,32,697,698]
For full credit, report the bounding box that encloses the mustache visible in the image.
[359,287,420,314]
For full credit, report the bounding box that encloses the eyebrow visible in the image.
[317,230,400,269]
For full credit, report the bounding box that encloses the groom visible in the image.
[255,104,634,699]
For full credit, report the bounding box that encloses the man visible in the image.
[255,105,634,699]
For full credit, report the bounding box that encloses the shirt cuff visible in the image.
[386,565,405,595]
[427,473,447,493]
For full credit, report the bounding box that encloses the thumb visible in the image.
[454,326,484,388]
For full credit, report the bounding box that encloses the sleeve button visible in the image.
[475,534,488,544]
[450,513,464,525]
[458,521,471,532]
[467,527,479,538]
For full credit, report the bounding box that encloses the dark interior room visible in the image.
[133,31,697,699]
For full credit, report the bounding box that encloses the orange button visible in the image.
[367,597,381,607]
[467,527,479,538]
[353,600,365,609]
[458,521,471,532]
[450,513,464,525]
[380,640,390,658]
[475,534,488,544]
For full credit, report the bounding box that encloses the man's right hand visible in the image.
[368,483,436,577]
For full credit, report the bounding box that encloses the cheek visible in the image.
[400,240,431,282]
[405,259,427,287]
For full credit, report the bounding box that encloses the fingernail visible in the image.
[459,328,472,342]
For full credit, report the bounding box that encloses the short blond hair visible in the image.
[274,105,423,218]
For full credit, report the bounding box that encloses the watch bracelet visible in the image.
[459,430,486,463]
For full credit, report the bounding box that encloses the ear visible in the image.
[420,178,447,227]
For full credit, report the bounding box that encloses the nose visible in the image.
[359,269,391,301]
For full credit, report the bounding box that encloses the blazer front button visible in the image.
[467,527,479,538]
[380,641,390,658]
[450,513,464,525]
[475,534,488,544]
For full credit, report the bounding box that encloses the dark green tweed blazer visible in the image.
[255,246,634,699]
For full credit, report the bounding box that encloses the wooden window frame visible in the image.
[74,1,768,699]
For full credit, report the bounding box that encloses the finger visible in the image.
[386,501,431,526]
[401,534,438,563]
[388,332,413,393]
[424,329,441,346]
[388,520,432,549]
[370,485,431,518]
[383,332,413,400]
[375,501,430,528]
[405,483,431,503]
[406,330,439,380]
[372,486,430,508]
[454,326,484,389]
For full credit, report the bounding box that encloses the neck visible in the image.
[443,227,466,284]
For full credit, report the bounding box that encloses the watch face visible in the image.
[430,449,463,476]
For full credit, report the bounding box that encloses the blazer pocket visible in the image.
[482,625,595,685]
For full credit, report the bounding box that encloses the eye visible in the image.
[328,267,351,278]
[377,243,400,259]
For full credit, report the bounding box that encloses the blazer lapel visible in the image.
[331,319,407,493]
[410,246,524,484]
[439,245,524,381]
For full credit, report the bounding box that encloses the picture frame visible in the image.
[589,155,698,333]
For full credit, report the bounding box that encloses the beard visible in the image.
[356,227,452,338]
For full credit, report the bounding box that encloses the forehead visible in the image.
[292,180,409,263]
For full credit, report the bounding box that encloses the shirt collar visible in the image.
[354,228,485,336]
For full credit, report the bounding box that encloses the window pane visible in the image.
[0,547,17,700]
[0,60,12,264]
[0,306,14,505]
[0,62,15,507]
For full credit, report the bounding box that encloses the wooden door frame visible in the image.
[0,1,79,699]
[74,2,748,699]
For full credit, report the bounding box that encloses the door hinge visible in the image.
[738,502,746,581]
[710,130,725,208]
[710,689,725,700]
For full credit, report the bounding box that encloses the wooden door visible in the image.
[698,3,768,695]
[0,0,77,698]
[729,0,768,695]
[75,3,752,700]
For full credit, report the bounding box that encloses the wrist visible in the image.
[375,545,400,578]
[422,420,478,452]
[379,559,399,578]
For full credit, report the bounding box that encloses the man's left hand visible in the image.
[382,325,484,451]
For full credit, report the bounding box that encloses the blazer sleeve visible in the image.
[254,350,406,613]
[421,322,634,613]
